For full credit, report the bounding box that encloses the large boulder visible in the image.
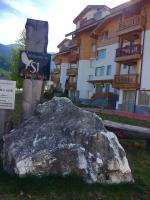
[3,97,134,183]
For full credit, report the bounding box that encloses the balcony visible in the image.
[115,44,142,63]
[51,74,60,83]
[65,82,77,90]
[66,68,78,76]
[69,53,79,63]
[117,15,145,36]
[53,68,60,74]
[91,92,114,100]
[80,18,96,28]
[53,57,61,65]
[113,74,139,89]
[88,75,113,84]
[69,38,80,48]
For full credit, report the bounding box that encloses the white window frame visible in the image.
[98,49,106,60]
[106,65,112,76]
[95,66,105,77]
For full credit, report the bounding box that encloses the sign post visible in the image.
[0,77,16,138]
[20,18,50,119]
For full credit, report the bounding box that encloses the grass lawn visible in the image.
[3,94,150,200]
[98,113,150,129]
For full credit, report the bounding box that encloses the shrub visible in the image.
[43,91,54,100]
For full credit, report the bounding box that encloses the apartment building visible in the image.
[51,38,79,99]
[52,0,150,113]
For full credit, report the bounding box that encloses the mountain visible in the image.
[0,43,16,57]
[0,44,56,74]
[0,43,17,71]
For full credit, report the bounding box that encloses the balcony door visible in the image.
[96,84,103,93]
[121,64,136,75]
[122,90,136,112]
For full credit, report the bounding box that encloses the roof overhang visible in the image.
[65,21,100,37]
[53,50,70,57]
[91,0,143,35]
[57,38,71,48]
[73,5,110,24]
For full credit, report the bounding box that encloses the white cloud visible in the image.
[0,0,129,52]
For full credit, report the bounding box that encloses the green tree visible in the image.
[11,30,25,88]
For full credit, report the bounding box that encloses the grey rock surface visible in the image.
[3,97,134,183]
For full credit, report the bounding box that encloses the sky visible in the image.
[0,0,129,52]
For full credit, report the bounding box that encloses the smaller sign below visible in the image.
[0,80,16,110]
[19,51,51,80]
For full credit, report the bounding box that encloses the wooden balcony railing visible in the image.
[80,18,96,28]
[113,74,139,89]
[53,68,61,74]
[69,38,80,48]
[65,82,77,90]
[51,74,60,83]
[116,44,142,57]
[115,44,142,62]
[117,15,145,35]
[53,58,61,65]
[66,68,78,76]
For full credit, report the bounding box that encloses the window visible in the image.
[106,65,112,76]
[138,91,150,106]
[94,12,102,20]
[57,65,61,69]
[95,66,105,76]
[123,64,128,69]
[96,84,103,93]
[91,44,96,52]
[90,59,96,68]
[100,31,109,42]
[69,76,76,83]
[70,64,76,68]
[105,84,111,93]
[98,49,106,60]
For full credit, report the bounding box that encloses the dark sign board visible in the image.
[25,18,48,53]
[19,51,51,80]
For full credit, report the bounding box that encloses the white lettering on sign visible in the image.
[0,80,16,110]
[21,52,40,73]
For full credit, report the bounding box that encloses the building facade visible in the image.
[52,0,150,113]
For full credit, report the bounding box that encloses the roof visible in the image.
[57,38,71,48]
[110,0,142,14]
[92,0,143,34]
[66,0,143,38]
[65,19,100,37]
[53,50,71,57]
[73,5,110,24]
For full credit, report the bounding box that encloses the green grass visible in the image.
[0,140,150,200]
[98,113,150,128]
[4,95,150,200]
